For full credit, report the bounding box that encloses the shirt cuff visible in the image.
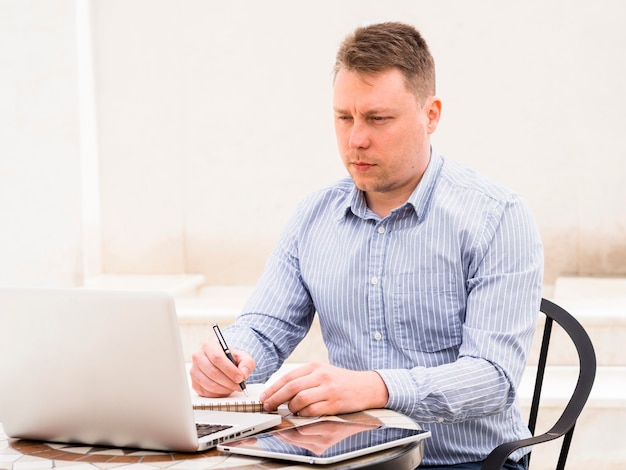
[375,367,432,416]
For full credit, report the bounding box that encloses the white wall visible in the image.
[2,0,625,287]
[0,0,84,287]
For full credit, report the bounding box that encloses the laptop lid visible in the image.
[0,288,280,452]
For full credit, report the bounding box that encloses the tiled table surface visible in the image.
[0,409,423,469]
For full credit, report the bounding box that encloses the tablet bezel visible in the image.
[217,420,430,465]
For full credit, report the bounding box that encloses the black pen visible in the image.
[212,324,249,396]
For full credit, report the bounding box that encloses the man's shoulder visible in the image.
[299,177,354,206]
[287,177,355,226]
[438,156,518,203]
[316,176,354,196]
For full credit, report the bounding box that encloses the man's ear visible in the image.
[425,96,442,134]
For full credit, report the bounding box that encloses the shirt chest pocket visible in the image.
[390,272,462,353]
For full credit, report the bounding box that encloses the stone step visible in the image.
[543,276,626,368]
[553,277,626,312]
[518,365,625,470]
[175,285,254,318]
[537,277,626,468]
[526,307,624,368]
[83,273,206,296]
[519,365,625,410]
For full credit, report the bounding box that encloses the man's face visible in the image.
[333,68,440,213]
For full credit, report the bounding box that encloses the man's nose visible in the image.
[348,123,370,150]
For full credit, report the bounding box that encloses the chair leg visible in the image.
[556,424,576,470]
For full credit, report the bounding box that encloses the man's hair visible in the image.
[333,22,436,101]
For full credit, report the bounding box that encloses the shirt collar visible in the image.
[338,148,443,222]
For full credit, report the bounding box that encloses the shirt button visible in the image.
[371,276,379,285]
[377,225,386,234]
[374,331,383,341]
[437,417,444,423]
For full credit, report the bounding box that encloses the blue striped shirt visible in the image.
[225,150,544,466]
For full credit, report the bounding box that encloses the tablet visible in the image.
[217,420,430,465]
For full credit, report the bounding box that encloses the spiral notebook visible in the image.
[189,359,301,413]
[191,384,266,412]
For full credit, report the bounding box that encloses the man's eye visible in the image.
[371,116,389,122]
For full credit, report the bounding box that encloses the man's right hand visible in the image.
[190,340,255,397]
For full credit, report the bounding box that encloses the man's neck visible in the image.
[365,187,416,218]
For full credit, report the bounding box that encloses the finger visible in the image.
[286,386,332,417]
[190,351,238,397]
[190,364,235,397]
[231,350,255,381]
[262,372,321,413]
[190,342,245,396]
[262,362,314,399]
[206,342,256,385]
[292,400,331,417]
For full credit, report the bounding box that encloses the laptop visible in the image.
[0,287,281,452]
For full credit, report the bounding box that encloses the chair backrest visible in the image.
[481,298,597,470]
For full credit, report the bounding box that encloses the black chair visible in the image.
[481,298,597,470]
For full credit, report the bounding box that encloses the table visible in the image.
[0,409,424,469]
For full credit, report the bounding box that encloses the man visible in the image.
[191,22,543,469]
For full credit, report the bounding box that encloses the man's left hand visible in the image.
[259,362,389,416]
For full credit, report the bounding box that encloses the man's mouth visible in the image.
[352,161,376,171]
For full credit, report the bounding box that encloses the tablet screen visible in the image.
[217,420,430,465]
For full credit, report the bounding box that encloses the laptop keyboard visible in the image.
[195,423,233,438]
